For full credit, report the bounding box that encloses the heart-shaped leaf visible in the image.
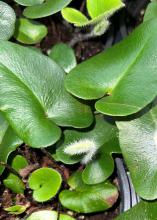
[14,18,48,44]
[59,171,118,213]
[49,43,77,73]
[56,115,114,164]
[0,41,93,148]
[0,1,16,40]
[14,0,44,6]
[28,167,62,202]
[23,0,72,19]
[117,103,157,200]
[61,8,89,26]
[144,0,157,22]
[65,18,157,116]
[4,205,26,215]
[116,201,157,220]
[0,118,23,175]
[26,210,75,220]
[3,155,28,194]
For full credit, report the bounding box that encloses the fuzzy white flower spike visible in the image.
[64,138,98,164]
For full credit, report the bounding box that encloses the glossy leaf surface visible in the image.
[23,0,72,19]
[116,201,157,220]
[117,104,157,200]
[0,1,16,40]
[59,171,118,213]
[14,18,47,44]
[144,0,157,21]
[14,0,44,6]
[28,168,62,202]
[0,41,93,148]
[49,43,77,72]
[65,19,157,116]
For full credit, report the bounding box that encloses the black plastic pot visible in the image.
[115,158,140,213]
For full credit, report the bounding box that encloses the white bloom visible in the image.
[64,138,98,164]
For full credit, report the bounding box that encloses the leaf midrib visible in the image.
[109,37,150,94]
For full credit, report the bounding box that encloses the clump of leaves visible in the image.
[62,0,125,35]
[28,167,62,202]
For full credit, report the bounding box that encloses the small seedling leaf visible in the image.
[49,43,77,73]
[4,205,26,215]
[61,8,89,26]
[14,18,47,44]
[26,210,75,220]
[28,167,62,202]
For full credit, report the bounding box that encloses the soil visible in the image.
[0,0,150,219]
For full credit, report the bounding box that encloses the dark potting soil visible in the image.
[0,0,150,219]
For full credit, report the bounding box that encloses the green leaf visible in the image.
[28,167,62,202]
[62,0,124,27]
[26,210,75,220]
[82,136,121,184]
[3,155,28,194]
[56,115,114,164]
[4,205,26,215]
[27,210,58,220]
[61,8,89,26]
[0,1,16,40]
[14,0,44,6]
[65,18,157,116]
[14,18,48,44]
[144,0,157,21]
[87,0,124,19]
[49,43,77,73]
[59,171,118,213]
[117,104,157,200]
[0,41,93,148]
[60,214,75,220]
[23,0,72,19]
[116,201,157,220]
[0,125,23,175]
